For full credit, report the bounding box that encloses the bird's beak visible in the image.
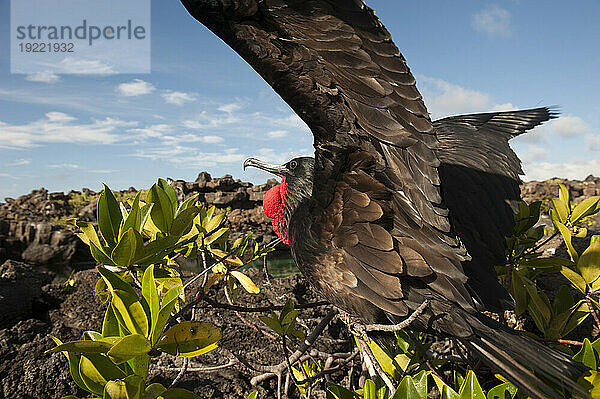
[243,157,288,175]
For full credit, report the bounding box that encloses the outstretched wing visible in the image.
[184,0,475,323]
[435,107,556,310]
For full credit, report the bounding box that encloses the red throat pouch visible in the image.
[262,179,289,244]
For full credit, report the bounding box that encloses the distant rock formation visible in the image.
[0,173,598,268]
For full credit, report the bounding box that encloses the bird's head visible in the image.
[243,156,314,245]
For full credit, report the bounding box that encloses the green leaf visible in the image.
[49,336,90,394]
[120,191,142,239]
[204,211,227,235]
[326,383,358,399]
[97,184,123,248]
[412,370,428,398]
[246,391,259,399]
[559,183,571,213]
[142,265,160,336]
[72,220,103,250]
[572,196,600,223]
[103,375,143,399]
[363,379,376,399]
[578,235,600,287]
[143,383,167,399]
[112,289,149,337]
[137,236,180,265]
[157,178,178,215]
[150,287,180,345]
[111,228,142,267]
[79,354,127,396]
[107,334,151,364]
[554,221,579,262]
[46,340,112,354]
[393,376,422,399]
[171,207,201,237]
[561,300,590,337]
[102,304,121,338]
[147,184,174,234]
[486,382,517,399]
[561,266,588,294]
[522,276,551,325]
[359,337,396,379]
[511,270,528,315]
[458,371,486,399]
[573,338,598,369]
[131,354,150,378]
[91,241,116,266]
[97,266,137,297]
[259,312,284,336]
[202,227,228,246]
[157,321,221,357]
[552,198,569,225]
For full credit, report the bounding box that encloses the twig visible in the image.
[169,357,189,388]
[248,309,337,385]
[162,359,238,372]
[200,295,329,313]
[224,283,278,340]
[537,338,584,346]
[357,337,395,394]
[363,301,429,332]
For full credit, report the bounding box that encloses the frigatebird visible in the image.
[181,0,587,397]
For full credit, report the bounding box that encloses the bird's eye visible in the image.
[289,160,298,169]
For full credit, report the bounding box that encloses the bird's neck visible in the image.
[263,176,313,245]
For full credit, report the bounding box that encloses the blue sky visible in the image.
[0,0,599,199]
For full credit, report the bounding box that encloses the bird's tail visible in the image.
[462,314,589,399]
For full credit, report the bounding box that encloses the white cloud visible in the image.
[47,163,81,169]
[46,112,76,122]
[490,103,518,112]
[55,57,116,74]
[161,91,197,106]
[267,130,288,138]
[472,5,512,37]
[25,72,60,83]
[0,112,137,149]
[217,103,242,113]
[256,147,313,164]
[13,158,31,166]
[586,134,600,151]
[118,79,155,97]
[202,135,224,144]
[418,76,492,119]
[134,146,246,168]
[519,146,548,163]
[522,159,600,181]
[550,116,589,137]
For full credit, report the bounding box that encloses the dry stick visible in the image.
[169,357,189,388]
[363,300,429,332]
[199,295,329,313]
[246,309,338,385]
[357,337,395,393]
[537,338,584,346]
[163,359,238,373]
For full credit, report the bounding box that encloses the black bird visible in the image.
[181,0,587,397]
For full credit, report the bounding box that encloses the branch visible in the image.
[245,309,338,385]
[200,295,329,313]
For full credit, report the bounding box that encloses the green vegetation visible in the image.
[48,179,272,399]
[48,178,600,398]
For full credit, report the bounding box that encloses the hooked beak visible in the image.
[243,157,288,176]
